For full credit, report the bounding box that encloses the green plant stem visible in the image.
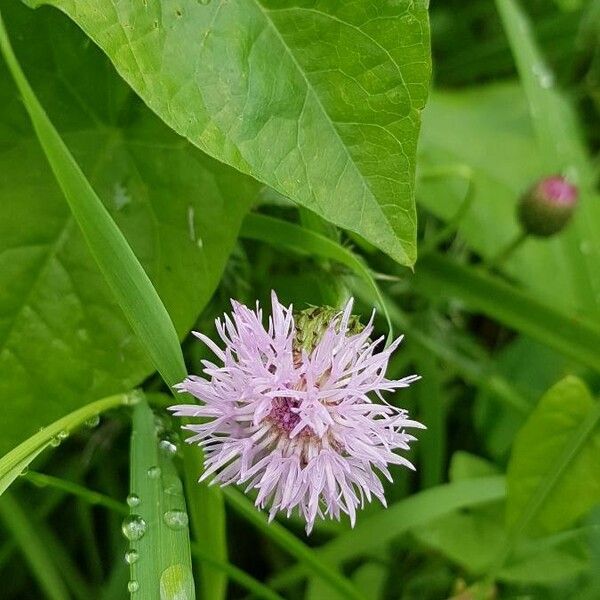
[489,230,528,269]
[24,471,128,515]
[419,164,476,254]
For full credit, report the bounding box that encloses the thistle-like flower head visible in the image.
[170,293,423,533]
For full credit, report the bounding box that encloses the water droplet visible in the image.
[122,391,142,406]
[159,439,178,456]
[125,549,139,565]
[187,205,197,243]
[128,580,139,593]
[50,436,61,448]
[85,414,100,429]
[147,466,161,479]
[196,237,204,250]
[126,493,141,508]
[57,430,69,441]
[532,63,555,89]
[121,515,147,541]
[114,181,132,210]
[163,510,189,530]
[19,466,29,477]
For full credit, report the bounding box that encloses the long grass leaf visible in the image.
[0,12,185,388]
[0,393,127,497]
[126,395,195,598]
[271,476,506,589]
[495,0,600,317]
[241,213,393,339]
[416,254,600,372]
[0,493,70,600]
[24,472,128,516]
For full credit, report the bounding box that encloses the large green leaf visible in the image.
[24,0,431,266]
[506,376,600,535]
[0,4,257,454]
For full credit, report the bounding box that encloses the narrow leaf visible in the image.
[0,493,69,600]
[0,393,127,497]
[127,396,195,599]
[415,254,600,372]
[271,476,506,588]
[0,11,185,389]
[241,213,393,337]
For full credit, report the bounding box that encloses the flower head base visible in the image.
[170,293,423,533]
[518,175,578,237]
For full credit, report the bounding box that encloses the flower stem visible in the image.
[489,231,528,270]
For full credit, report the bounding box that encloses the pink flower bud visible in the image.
[518,175,578,237]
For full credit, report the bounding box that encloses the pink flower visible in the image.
[170,292,423,533]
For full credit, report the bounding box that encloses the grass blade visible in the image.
[0,14,226,598]
[271,476,506,589]
[127,395,195,598]
[0,11,185,389]
[241,213,393,339]
[495,0,600,317]
[0,493,70,600]
[24,472,128,516]
[223,488,367,600]
[0,393,127,497]
[416,253,600,372]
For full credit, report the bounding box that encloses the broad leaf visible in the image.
[25,0,431,266]
[0,4,257,455]
[506,376,600,535]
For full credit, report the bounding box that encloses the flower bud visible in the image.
[294,305,363,353]
[518,175,578,237]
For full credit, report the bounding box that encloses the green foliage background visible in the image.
[0,0,599,599]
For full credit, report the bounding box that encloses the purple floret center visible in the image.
[268,397,304,434]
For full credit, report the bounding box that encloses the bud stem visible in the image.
[489,231,528,270]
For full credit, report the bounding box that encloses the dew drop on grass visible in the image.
[127,580,139,593]
[122,392,142,407]
[163,510,189,530]
[57,430,69,441]
[124,549,139,565]
[159,439,178,456]
[126,493,141,508]
[50,437,61,448]
[121,515,147,541]
[147,466,161,479]
[85,414,100,428]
